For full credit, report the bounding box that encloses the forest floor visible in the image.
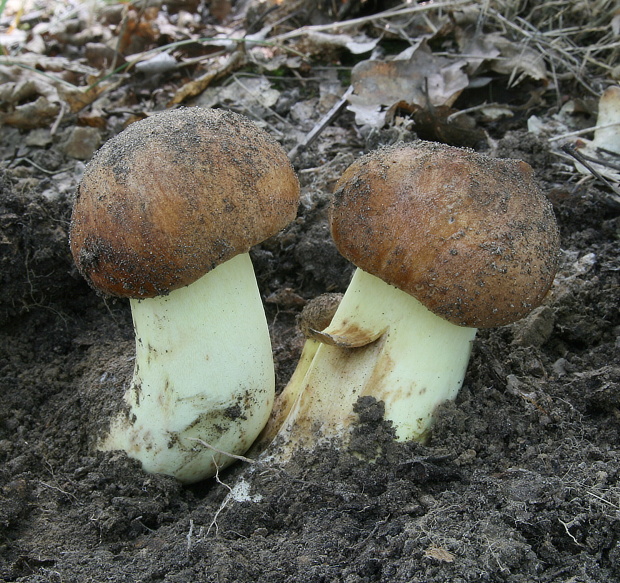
[1,1,619,581]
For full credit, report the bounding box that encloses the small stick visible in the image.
[288,85,354,162]
[561,143,620,204]
[188,437,256,464]
[549,121,620,142]
[272,0,471,42]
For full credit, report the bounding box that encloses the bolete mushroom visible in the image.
[263,141,559,455]
[69,107,299,483]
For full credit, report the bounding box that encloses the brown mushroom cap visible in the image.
[70,107,300,298]
[331,141,560,328]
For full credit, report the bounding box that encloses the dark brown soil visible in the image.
[1,4,620,582]
[2,118,619,582]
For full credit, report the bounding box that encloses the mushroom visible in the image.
[69,107,299,483]
[263,141,559,456]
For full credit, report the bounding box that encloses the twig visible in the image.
[38,480,79,503]
[559,518,584,547]
[206,459,229,537]
[271,0,471,42]
[186,518,194,554]
[288,85,354,162]
[21,157,73,175]
[50,101,66,136]
[187,437,256,464]
[561,143,620,204]
[548,121,620,142]
[574,148,620,172]
[586,489,620,510]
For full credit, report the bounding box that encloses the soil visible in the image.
[2,6,620,583]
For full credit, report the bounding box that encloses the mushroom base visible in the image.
[261,268,477,459]
[100,253,275,484]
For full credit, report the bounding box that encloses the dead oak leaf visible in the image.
[57,79,121,113]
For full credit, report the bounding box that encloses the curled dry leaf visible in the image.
[347,42,469,128]
[484,35,548,85]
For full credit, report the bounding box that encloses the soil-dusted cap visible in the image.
[331,141,560,328]
[70,107,300,298]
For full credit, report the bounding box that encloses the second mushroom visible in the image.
[261,141,560,456]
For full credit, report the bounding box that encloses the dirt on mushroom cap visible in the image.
[331,141,561,328]
[69,107,300,298]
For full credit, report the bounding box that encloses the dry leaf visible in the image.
[84,43,126,70]
[117,7,160,55]
[168,48,247,106]
[458,31,502,75]
[392,103,486,148]
[135,52,178,76]
[57,80,120,114]
[0,56,120,128]
[0,96,60,129]
[487,36,547,85]
[195,75,280,110]
[0,28,27,49]
[424,546,455,563]
[209,0,232,22]
[459,31,547,85]
[347,42,469,128]
[590,86,620,154]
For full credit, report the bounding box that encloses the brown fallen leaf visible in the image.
[423,546,456,563]
[58,79,121,113]
[0,96,60,129]
[458,29,547,84]
[209,0,232,22]
[117,6,160,55]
